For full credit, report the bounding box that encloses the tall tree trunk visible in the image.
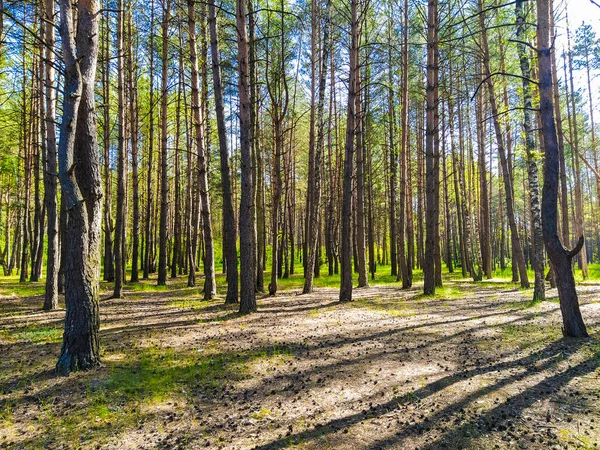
[549,5,569,248]
[479,1,529,288]
[339,0,359,302]
[537,0,587,338]
[188,0,216,298]
[387,17,397,279]
[236,0,256,313]
[398,0,410,287]
[157,0,170,286]
[355,69,368,288]
[423,0,439,295]
[113,0,126,298]
[248,0,264,292]
[101,9,114,283]
[171,29,183,279]
[144,0,155,280]
[476,88,492,279]
[209,0,237,296]
[303,0,330,294]
[566,15,588,278]
[56,0,103,375]
[128,3,140,283]
[43,0,58,310]
[516,0,544,301]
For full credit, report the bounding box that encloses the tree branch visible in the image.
[567,235,585,259]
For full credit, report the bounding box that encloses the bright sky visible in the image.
[556,0,600,118]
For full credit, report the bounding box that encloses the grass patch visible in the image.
[352,297,416,317]
[0,322,63,343]
[0,280,45,298]
[251,407,273,420]
[413,285,464,301]
[497,323,562,350]
[18,343,299,449]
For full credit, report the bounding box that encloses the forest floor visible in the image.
[1,272,600,449]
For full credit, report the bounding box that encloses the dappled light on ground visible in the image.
[1,279,600,449]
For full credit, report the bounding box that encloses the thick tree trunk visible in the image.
[549,5,569,247]
[537,0,587,338]
[56,0,103,375]
[476,90,492,279]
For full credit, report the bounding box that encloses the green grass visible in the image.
[497,322,562,350]
[0,276,46,298]
[352,297,416,317]
[0,322,63,343]
[413,285,464,300]
[12,343,297,449]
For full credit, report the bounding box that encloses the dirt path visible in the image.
[1,280,600,449]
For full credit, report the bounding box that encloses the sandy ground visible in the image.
[1,280,600,449]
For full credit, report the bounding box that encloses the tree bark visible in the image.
[208,0,238,301]
[188,0,216,298]
[339,0,359,302]
[303,0,330,294]
[236,0,256,313]
[157,0,170,286]
[43,0,58,310]
[516,0,544,301]
[355,68,368,288]
[56,0,103,375]
[113,0,126,298]
[423,0,439,295]
[128,3,140,283]
[537,0,587,338]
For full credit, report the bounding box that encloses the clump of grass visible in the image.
[251,407,273,420]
